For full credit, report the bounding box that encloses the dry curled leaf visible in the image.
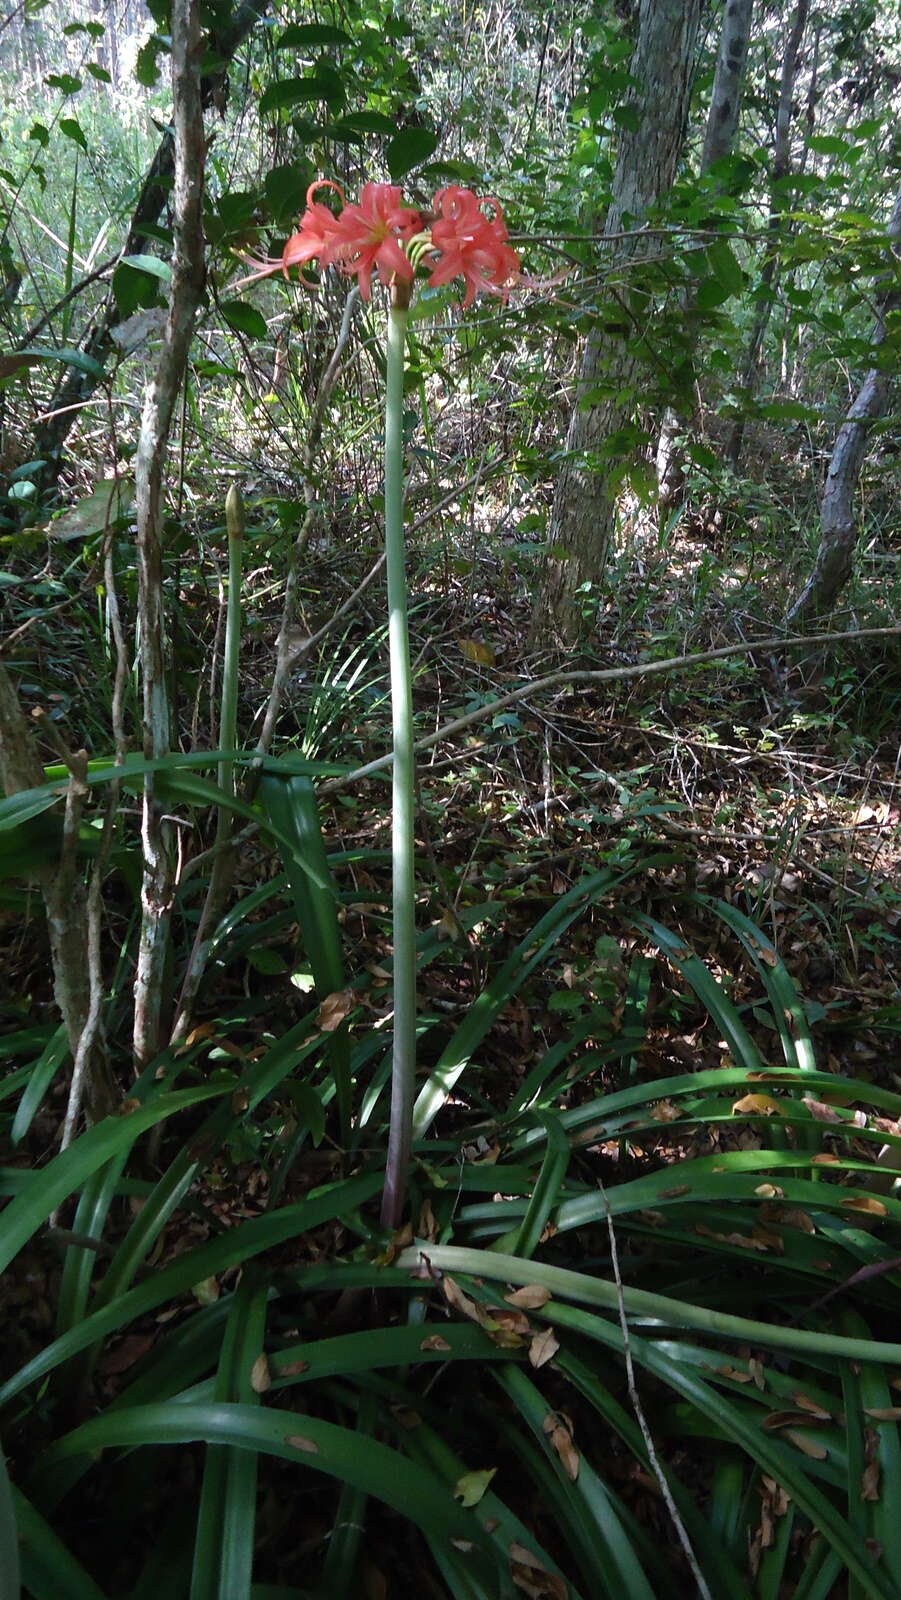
[505,1284,551,1309]
[443,1274,482,1324]
[540,1413,579,1481]
[420,1333,452,1352]
[528,1327,560,1369]
[732,1093,782,1116]
[509,1545,568,1600]
[317,988,354,1032]
[651,1100,679,1122]
[802,1097,843,1124]
[841,1195,887,1216]
[249,1353,271,1393]
[861,1459,881,1501]
[792,1393,832,1420]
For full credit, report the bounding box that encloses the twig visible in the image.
[600,1182,713,1600]
[58,860,106,1154]
[133,0,207,1069]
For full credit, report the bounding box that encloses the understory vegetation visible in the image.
[0,0,900,1596]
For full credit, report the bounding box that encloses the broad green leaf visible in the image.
[275,23,352,47]
[59,117,88,151]
[12,345,103,377]
[220,299,268,340]
[49,478,133,541]
[259,75,343,115]
[386,127,439,179]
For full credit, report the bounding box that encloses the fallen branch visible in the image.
[323,622,901,791]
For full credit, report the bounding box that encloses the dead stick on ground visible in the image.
[600,1182,713,1600]
[323,623,901,792]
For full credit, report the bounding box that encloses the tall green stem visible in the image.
[219,485,244,817]
[381,298,415,1230]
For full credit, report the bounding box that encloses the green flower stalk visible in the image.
[236,177,522,1228]
[381,292,415,1229]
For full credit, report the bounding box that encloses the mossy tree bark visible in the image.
[786,186,901,625]
[538,0,702,644]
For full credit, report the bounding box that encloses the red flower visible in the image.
[427,186,520,307]
[232,180,343,288]
[324,182,423,300]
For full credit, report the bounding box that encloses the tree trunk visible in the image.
[133,0,207,1069]
[538,0,702,643]
[726,0,808,467]
[656,0,754,510]
[786,186,901,625]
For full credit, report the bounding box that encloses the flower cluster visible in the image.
[235,180,520,306]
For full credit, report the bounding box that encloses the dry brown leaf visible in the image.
[490,1307,532,1336]
[443,1274,482,1323]
[651,1100,679,1122]
[791,1393,832,1419]
[505,1285,551,1309]
[529,1327,560,1368]
[811,1152,841,1164]
[510,1561,567,1600]
[317,988,354,1032]
[547,1424,579,1481]
[802,1097,843,1124]
[417,1198,439,1241]
[420,1333,452,1352]
[732,1093,782,1116]
[750,1224,785,1254]
[861,1459,881,1501]
[864,1406,901,1421]
[249,1354,271,1394]
[840,1195,888,1216]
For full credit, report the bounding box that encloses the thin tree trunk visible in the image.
[726,0,808,467]
[539,0,702,643]
[30,0,268,489]
[656,0,754,510]
[133,0,207,1069]
[786,187,901,625]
